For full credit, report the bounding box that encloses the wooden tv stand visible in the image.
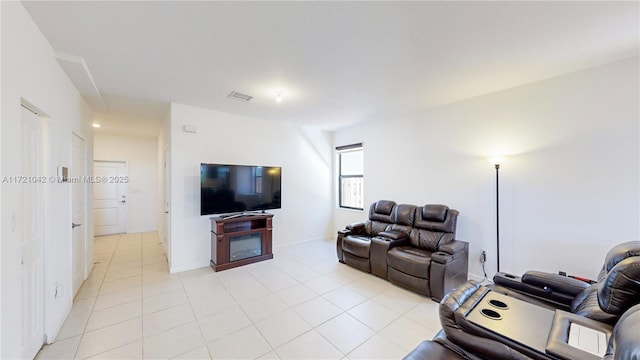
[210,213,274,271]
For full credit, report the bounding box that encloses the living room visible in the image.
[2,1,638,359]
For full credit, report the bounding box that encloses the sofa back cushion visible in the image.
[571,241,640,322]
[364,200,396,236]
[597,252,640,316]
[388,204,417,236]
[409,205,459,251]
[596,241,640,316]
[600,241,640,274]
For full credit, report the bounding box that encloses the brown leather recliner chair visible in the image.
[404,241,640,360]
[405,297,640,360]
[386,205,468,301]
[336,200,397,272]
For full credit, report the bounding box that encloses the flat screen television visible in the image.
[200,163,282,216]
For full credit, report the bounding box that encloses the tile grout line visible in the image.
[178,265,212,360]
[59,233,440,360]
[139,232,145,360]
[72,233,121,359]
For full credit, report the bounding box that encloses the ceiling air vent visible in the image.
[228,91,253,102]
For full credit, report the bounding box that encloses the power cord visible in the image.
[479,250,490,284]
[481,261,489,282]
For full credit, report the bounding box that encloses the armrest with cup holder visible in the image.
[493,271,582,309]
[545,310,612,360]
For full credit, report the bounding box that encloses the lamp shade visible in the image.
[488,156,506,165]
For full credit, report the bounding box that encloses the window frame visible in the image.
[337,143,364,210]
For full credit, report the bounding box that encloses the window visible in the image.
[337,143,364,210]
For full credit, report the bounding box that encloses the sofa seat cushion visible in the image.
[388,246,432,279]
[343,235,372,258]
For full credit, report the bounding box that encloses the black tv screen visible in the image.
[200,163,282,216]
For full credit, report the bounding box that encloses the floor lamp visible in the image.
[494,162,501,273]
[489,157,504,273]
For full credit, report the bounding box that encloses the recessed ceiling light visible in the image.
[92,123,101,128]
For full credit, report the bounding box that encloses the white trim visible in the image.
[169,262,210,274]
[128,226,157,234]
[272,236,331,250]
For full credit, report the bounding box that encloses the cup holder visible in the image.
[480,308,502,320]
[488,299,509,310]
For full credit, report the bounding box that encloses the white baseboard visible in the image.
[467,273,487,282]
[169,236,332,274]
[273,236,332,250]
[170,261,210,274]
[128,226,157,234]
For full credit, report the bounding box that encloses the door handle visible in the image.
[164,211,169,214]
[72,223,82,229]
[120,200,126,204]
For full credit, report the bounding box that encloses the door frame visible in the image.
[71,132,88,294]
[163,144,171,266]
[93,160,129,235]
[19,103,48,358]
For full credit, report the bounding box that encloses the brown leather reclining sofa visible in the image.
[404,241,640,360]
[336,200,469,301]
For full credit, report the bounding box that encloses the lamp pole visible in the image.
[495,163,500,273]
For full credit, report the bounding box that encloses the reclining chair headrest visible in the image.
[602,241,640,272]
[369,200,396,222]
[571,242,640,323]
[387,204,418,236]
[424,205,449,222]
[597,252,640,316]
[414,205,458,234]
[394,204,417,226]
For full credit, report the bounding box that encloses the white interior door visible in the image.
[21,106,45,359]
[93,161,128,236]
[71,134,86,295]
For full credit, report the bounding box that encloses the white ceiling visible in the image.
[22,1,639,135]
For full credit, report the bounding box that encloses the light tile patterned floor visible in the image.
[36,232,442,359]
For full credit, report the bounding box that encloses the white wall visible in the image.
[334,57,639,281]
[94,133,159,233]
[1,2,94,357]
[0,1,4,352]
[168,103,333,273]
